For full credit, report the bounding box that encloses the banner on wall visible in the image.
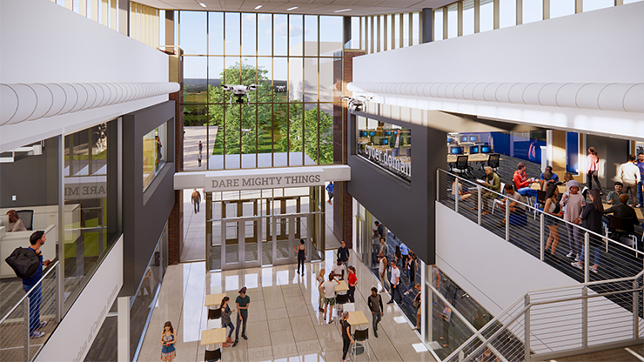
[205,168,325,192]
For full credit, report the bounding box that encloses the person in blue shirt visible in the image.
[539,166,559,184]
[399,243,410,288]
[637,153,644,207]
[23,231,51,338]
[325,181,334,205]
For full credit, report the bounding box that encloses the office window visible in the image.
[379,15,385,51]
[447,4,458,38]
[463,0,475,36]
[583,0,614,12]
[289,14,304,56]
[434,9,443,41]
[550,0,576,19]
[241,13,257,56]
[143,123,168,190]
[412,12,420,45]
[403,13,410,45]
[349,16,360,49]
[356,120,412,182]
[523,0,543,24]
[180,11,207,55]
[209,12,224,55]
[499,0,516,28]
[257,14,272,56]
[480,0,494,32]
[394,13,401,47]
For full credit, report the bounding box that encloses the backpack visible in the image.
[5,247,39,279]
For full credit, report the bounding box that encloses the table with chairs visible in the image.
[203,288,227,361]
[448,153,501,179]
[347,310,370,359]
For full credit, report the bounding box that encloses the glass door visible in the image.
[221,217,262,270]
[273,215,295,265]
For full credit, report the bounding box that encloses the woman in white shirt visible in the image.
[6,210,27,232]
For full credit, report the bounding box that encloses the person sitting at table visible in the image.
[540,166,559,184]
[331,259,345,280]
[497,184,526,227]
[452,178,472,203]
[603,194,639,236]
[5,210,27,232]
[470,166,501,215]
[513,162,538,198]
[320,274,338,324]
[606,182,624,205]
[390,129,402,157]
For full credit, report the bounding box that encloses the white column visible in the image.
[421,262,427,342]
[118,296,130,362]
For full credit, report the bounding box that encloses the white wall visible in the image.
[0,0,170,150]
[435,202,579,315]
[351,3,644,140]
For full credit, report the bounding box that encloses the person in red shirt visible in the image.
[513,162,538,197]
[347,266,358,303]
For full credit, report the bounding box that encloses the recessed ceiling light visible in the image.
[198,2,206,7]
[286,6,298,11]
[335,9,351,13]
[255,5,262,9]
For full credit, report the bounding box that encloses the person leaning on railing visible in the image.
[571,189,604,274]
[544,184,563,257]
[497,184,525,227]
[470,167,501,215]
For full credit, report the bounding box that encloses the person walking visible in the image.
[347,266,358,303]
[197,151,202,167]
[341,312,354,362]
[160,321,176,361]
[586,147,602,193]
[440,304,452,348]
[293,239,306,275]
[198,140,203,154]
[220,297,235,347]
[233,287,250,347]
[405,252,418,295]
[543,184,562,256]
[387,260,402,305]
[368,287,384,337]
[326,181,334,205]
[321,274,338,324]
[22,231,51,338]
[637,152,644,207]
[317,268,326,312]
[412,283,422,330]
[561,181,584,261]
[378,251,390,293]
[337,240,349,271]
[191,188,201,214]
[572,189,603,274]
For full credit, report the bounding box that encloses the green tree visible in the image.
[208,61,333,164]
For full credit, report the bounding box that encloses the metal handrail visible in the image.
[0,260,59,325]
[443,268,644,362]
[440,168,644,257]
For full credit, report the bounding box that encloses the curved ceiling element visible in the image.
[347,82,644,113]
[0,82,181,126]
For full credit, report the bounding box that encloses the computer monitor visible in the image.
[359,130,368,138]
[381,139,389,145]
[460,135,469,143]
[449,146,464,155]
[469,135,480,143]
[385,130,392,136]
[469,146,480,154]
[369,131,377,136]
[481,145,493,153]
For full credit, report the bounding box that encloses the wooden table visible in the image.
[204,293,228,308]
[603,203,644,220]
[347,311,369,355]
[200,328,227,346]
[530,182,567,194]
[335,280,349,292]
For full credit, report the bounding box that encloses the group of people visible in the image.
[453,149,644,275]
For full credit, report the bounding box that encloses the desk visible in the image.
[200,328,227,346]
[335,280,349,292]
[205,293,228,308]
[603,203,644,220]
[447,154,499,164]
[530,183,567,194]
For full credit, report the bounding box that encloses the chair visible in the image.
[353,328,371,361]
[335,294,349,317]
[204,348,221,362]
[207,308,222,329]
[343,303,355,312]
[452,155,473,179]
[491,183,506,215]
[533,190,547,220]
[487,153,500,174]
[16,210,34,231]
[607,216,639,254]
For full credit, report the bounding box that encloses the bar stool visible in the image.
[353,328,370,361]
[204,348,221,362]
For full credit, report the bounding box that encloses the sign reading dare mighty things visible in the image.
[205,170,325,191]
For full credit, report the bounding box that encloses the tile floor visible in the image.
[138,250,436,362]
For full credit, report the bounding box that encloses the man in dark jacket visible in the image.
[367,287,384,337]
[23,231,51,338]
[603,194,639,234]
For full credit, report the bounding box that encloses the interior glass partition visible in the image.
[207,186,325,270]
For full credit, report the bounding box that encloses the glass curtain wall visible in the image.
[179,11,342,170]
[434,0,637,39]
[359,12,422,54]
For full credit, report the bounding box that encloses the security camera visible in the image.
[221,84,258,106]
[341,95,372,112]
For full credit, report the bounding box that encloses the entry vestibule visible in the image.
[206,186,326,270]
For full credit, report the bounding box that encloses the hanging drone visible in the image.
[341,95,372,112]
[221,84,258,106]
